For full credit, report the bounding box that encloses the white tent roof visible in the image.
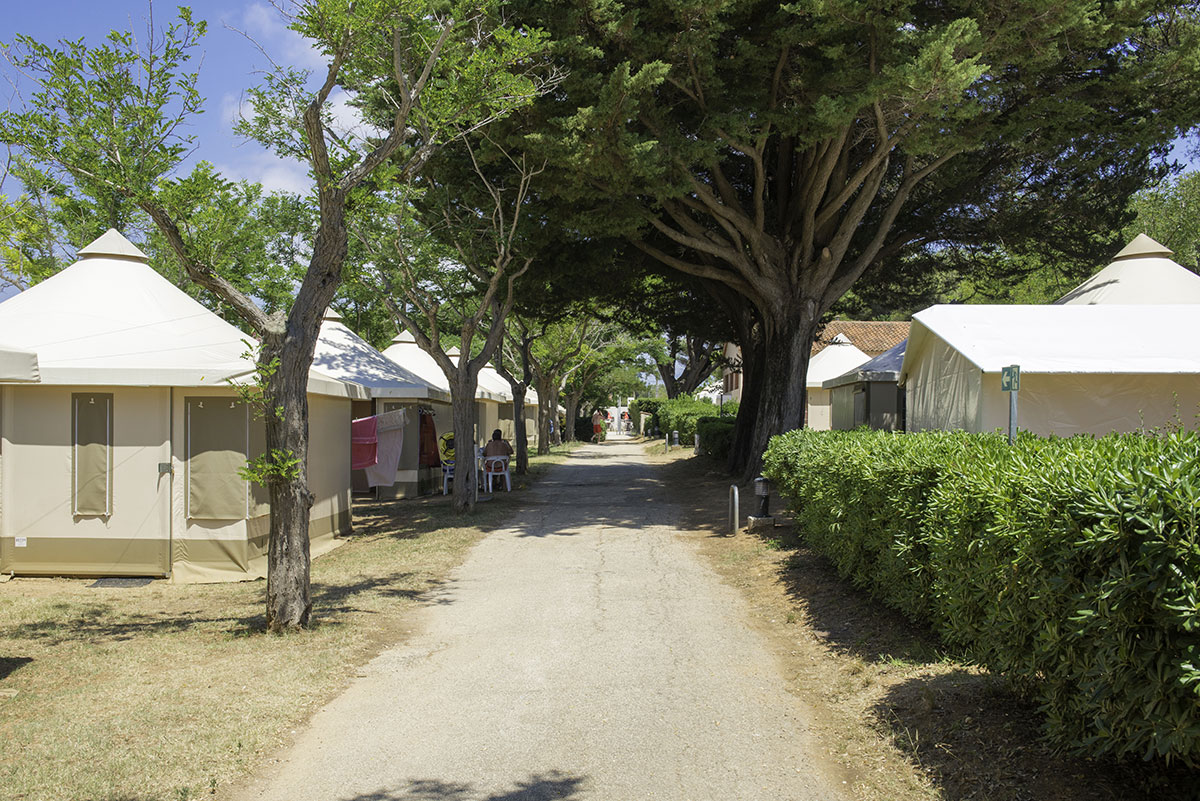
[1055,234,1200,305]
[0,344,39,382]
[806,334,871,387]
[0,229,365,398]
[381,332,508,403]
[900,304,1200,380]
[313,312,450,402]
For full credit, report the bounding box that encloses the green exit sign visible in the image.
[1001,365,1021,392]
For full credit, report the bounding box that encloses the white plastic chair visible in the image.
[441,461,454,495]
[483,455,511,492]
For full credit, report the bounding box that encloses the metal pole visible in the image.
[1008,388,1018,445]
[729,485,739,535]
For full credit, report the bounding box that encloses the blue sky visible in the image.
[2,1,323,196]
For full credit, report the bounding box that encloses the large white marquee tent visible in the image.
[0,230,365,582]
[899,304,1200,436]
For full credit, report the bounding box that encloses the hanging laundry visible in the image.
[365,409,408,487]
[351,415,378,470]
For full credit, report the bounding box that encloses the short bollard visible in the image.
[754,476,770,517]
[728,485,739,535]
[748,476,774,531]
[671,430,679,447]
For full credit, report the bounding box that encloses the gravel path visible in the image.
[235,437,842,801]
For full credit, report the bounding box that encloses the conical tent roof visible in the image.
[382,334,507,402]
[0,229,363,397]
[1056,234,1200,305]
[806,333,871,387]
[313,313,449,402]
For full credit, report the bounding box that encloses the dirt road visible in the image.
[233,438,843,801]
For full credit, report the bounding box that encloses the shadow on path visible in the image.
[339,772,586,801]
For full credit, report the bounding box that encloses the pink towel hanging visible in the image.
[351,416,378,469]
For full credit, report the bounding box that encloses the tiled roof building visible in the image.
[813,320,910,357]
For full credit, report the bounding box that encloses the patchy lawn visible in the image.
[0,446,576,801]
[655,446,1199,801]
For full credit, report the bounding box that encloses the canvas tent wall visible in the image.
[899,305,1200,436]
[1056,234,1200,305]
[381,333,533,459]
[823,339,907,431]
[313,311,452,498]
[0,229,365,582]
[804,334,870,430]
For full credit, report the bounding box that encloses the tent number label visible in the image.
[14,537,27,548]
[1001,365,1021,392]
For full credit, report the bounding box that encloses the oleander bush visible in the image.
[762,427,1200,766]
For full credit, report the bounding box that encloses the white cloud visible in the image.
[326,89,386,142]
[217,149,313,197]
[234,3,326,72]
[219,92,256,129]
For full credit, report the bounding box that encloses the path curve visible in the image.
[234,438,842,801]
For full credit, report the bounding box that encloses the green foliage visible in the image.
[1123,171,1200,274]
[763,428,1200,766]
[230,347,299,485]
[649,396,735,441]
[696,416,735,461]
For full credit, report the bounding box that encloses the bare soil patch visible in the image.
[655,446,1200,801]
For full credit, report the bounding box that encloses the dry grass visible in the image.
[655,446,1200,801]
[0,446,574,801]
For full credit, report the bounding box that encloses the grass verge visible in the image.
[653,446,1199,801]
[0,445,575,801]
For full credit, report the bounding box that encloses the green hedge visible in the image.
[697,416,735,461]
[629,398,663,435]
[763,428,1200,766]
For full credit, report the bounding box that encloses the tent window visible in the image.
[185,397,249,520]
[72,393,112,516]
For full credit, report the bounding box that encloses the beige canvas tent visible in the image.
[313,311,451,498]
[1056,234,1200,305]
[805,334,871,430]
[0,230,365,582]
[381,333,538,453]
[899,304,1200,436]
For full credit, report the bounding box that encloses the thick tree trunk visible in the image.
[511,385,528,474]
[263,334,315,632]
[734,311,819,481]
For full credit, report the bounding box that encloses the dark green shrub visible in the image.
[763,427,1200,766]
[696,417,735,461]
[629,398,663,435]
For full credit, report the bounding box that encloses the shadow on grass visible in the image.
[338,771,586,800]
[0,655,33,679]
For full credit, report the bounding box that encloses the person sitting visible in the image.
[483,429,513,460]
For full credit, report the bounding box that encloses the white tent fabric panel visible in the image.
[0,344,39,382]
[0,230,364,398]
[1056,234,1200,305]
[901,305,1200,377]
[382,334,507,403]
[1056,256,1200,305]
[805,334,871,388]
[905,334,985,433]
[314,317,450,402]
